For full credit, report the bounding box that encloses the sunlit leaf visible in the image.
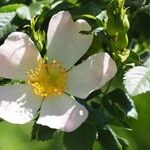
[16,5,31,20]
[124,66,150,96]
[0,4,23,12]
[29,2,44,17]
[0,12,16,40]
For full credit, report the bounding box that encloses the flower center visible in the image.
[27,59,68,97]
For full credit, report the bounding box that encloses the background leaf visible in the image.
[98,126,122,150]
[0,4,23,12]
[102,89,138,119]
[31,116,56,141]
[124,66,150,96]
[63,122,96,150]
[16,5,31,20]
[31,124,56,141]
[0,12,17,40]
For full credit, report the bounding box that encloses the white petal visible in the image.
[47,11,93,69]
[37,94,88,132]
[0,32,41,80]
[0,84,41,124]
[66,52,117,98]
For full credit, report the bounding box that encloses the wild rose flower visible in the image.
[0,11,117,132]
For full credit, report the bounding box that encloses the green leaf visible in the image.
[93,140,103,150]
[0,78,11,85]
[98,126,122,150]
[144,57,150,68]
[88,108,111,128]
[0,4,23,12]
[124,66,150,96]
[133,12,150,38]
[29,2,44,17]
[125,0,144,10]
[31,121,56,141]
[86,33,104,56]
[0,0,9,7]
[101,89,137,129]
[103,89,138,119]
[69,1,102,16]
[124,51,140,65]
[140,51,150,68]
[139,4,150,16]
[63,122,96,150]
[0,12,17,40]
[0,118,3,122]
[16,5,31,20]
[81,2,102,16]
[49,131,65,150]
[16,1,47,20]
[117,137,129,150]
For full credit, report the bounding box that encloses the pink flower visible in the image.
[0,11,117,132]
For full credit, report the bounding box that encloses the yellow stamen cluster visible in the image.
[27,59,68,97]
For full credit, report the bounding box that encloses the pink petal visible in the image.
[47,11,93,69]
[0,84,41,124]
[66,52,117,98]
[37,94,88,132]
[0,32,41,80]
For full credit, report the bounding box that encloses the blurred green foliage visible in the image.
[113,92,150,150]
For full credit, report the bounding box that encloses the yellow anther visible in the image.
[27,59,67,97]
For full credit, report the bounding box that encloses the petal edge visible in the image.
[66,52,117,98]
[0,84,41,124]
[37,94,88,132]
[0,32,41,80]
[47,11,93,69]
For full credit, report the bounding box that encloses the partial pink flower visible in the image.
[0,11,117,132]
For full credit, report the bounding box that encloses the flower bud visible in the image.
[106,13,129,36]
[117,14,130,34]
[106,17,118,37]
[110,33,128,50]
[116,33,128,49]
